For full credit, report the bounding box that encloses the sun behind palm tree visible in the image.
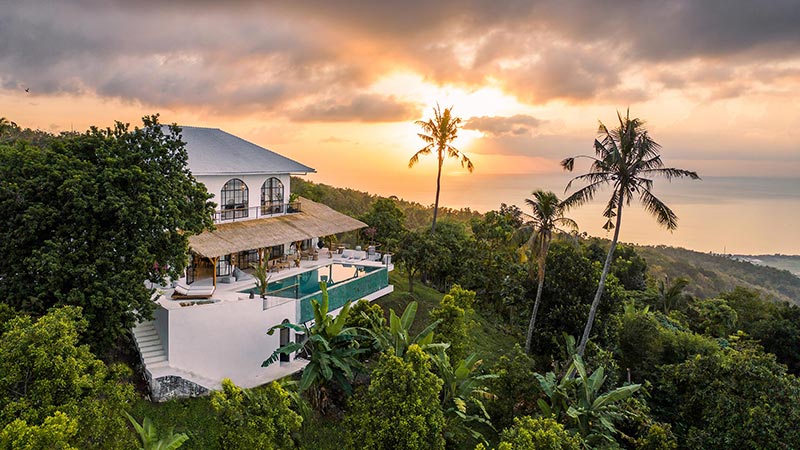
[409,104,474,233]
[561,110,700,356]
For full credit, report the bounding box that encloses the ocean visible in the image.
[311,171,800,255]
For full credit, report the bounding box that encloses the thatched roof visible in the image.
[188,197,366,258]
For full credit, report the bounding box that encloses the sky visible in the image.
[2,0,799,254]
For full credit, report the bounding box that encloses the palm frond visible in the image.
[639,187,678,230]
[561,179,606,209]
[640,167,701,181]
[408,146,432,168]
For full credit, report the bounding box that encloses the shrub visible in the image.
[430,284,477,361]
[344,345,445,450]
[477,416,581,450]
[210,379,302,450]
[343,299,385,330]
[0,307,135,449]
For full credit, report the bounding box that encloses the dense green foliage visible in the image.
[0,116,214,350]
[0,307,136,449]
[344,345,445,450]
[359,198,406,250]
[210,379,302,450]
[0,412,78,450]
[653,340,800,449]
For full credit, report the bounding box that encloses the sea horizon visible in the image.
[308,171,800,256]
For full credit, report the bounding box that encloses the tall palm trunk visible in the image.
[431,151,443,233]
[577,192,624,356]
[525,239,550,354]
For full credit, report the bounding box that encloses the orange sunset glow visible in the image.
[3,1,799,254]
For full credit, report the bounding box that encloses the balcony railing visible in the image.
[213,202,302,224]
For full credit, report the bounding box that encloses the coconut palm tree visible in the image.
[561,110,700,356]
[521,190,578,355]
[409,104,474,233]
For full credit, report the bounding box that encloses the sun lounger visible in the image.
[350,250,367,261]
[171,283,215,299]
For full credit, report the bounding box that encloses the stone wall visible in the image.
[150,375,209,402]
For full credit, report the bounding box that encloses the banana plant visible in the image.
[125,413,189,450]
[361,300,443,358]
[430,347,498,445]
[536,354,641,446]
[262,282,366,409]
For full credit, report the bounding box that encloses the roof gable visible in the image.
[173,126,315,176]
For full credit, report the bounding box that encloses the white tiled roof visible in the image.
[174,126,315,175]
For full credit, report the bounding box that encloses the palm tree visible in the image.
[654,276,690,313]
[561,110,700,356]
[521,190,577,355]
[409,104,474,233]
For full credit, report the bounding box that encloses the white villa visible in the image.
[132,126,394,401]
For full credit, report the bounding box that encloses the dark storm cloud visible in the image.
[464,115,544,136]
[2,0,800,114]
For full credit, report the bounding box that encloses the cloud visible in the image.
[289,94,421,122]
[464,114,544,136]
[3,0,800,117]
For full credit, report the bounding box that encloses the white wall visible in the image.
[197,173,291,211]
[164,297,297,383]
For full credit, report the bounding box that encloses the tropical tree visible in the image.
[361,301,441,359]
[262,283,366,411]
[430,347,497,446]
[561,110,700,355]
[652,276,691,313]
[0,118,17,136]
[521,190,577,355]
[250,260,271,298]
[0,115,214,350]
[409,104,474,232]
[536,354,641,446]
[124,413,189,450]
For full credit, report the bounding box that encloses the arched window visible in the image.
[261,177,284,215]
[220,178,249,220]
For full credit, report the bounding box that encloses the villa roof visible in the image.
[173,126,315,176]
[188,197,366,258]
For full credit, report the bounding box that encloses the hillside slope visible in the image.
[733,254,800,277]
[636,245,800,305]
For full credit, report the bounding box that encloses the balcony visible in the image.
[212,202,302,224]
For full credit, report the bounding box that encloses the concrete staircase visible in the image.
[132,320,167,368]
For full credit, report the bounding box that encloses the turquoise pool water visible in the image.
[240,263,380,298]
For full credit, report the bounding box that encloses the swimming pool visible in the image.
[240,263,381,298]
